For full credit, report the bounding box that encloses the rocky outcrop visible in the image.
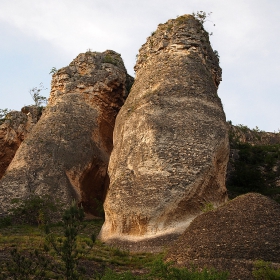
[99,15,229,250]
[166,193,280,280]
[229,123,280,146]
[0,50,132,215]
[0,106,41,179]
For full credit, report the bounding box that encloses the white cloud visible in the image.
[0,0,280,131]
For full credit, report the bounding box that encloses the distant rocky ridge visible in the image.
[229,123,280,146]
[99,14,229,251]
[0,50,132,215]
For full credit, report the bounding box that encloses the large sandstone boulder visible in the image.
[0,50,132,215]
[166,193,280,280]
[99,15,229,250]
[0,106,41,179]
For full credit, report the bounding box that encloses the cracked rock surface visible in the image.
[99,15,229,251]
[0,50,132,215]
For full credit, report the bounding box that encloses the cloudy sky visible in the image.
[0,0,279,132]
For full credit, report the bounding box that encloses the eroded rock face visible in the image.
[99,15,229,250]
[0,106,41,179]
[0,50,132,215]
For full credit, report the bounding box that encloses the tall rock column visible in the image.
[99,15,229,250]
[0,50,132,215]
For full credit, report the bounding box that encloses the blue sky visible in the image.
[1,0,279,132]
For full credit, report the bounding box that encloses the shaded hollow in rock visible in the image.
[99,15,229,251]
[0,50,133,216]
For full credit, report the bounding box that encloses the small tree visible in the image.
[192,11,213,25]
[49,67,58,75]
[192,11,215,36]
[29,83,48,107]
[0,201,94,280]
[45,201,93,280]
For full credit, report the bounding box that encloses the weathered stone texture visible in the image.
[0,106,40,179]
[99,15,229,250]
[0,50,132,215]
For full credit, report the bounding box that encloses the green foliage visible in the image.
[10,194,61,226]
[45,200,92,280]
[0,248,49,280]
[175,15,189,25]
[227,142,280,199]
[103,54,119,66]
[98,269,136,279]
[98,257,229,279]
[29,82,48,107]
[192,11,213,25]
[0,108,11,124]
[201,202,214,213]
[49,67,58,75]
[0,216,12,228]
[92,198,105,217]
[236,124,250,132]
[0,201,95,279]
[0,202,230,279]
[213,50,220,60]
[253,260,280,280]
[192,11,215,36]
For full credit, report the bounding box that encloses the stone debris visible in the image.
[166,193,280,280]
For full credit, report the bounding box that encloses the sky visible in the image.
[0,0,279,132]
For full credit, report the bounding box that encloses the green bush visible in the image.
[10,194,61,225]
[201,202,214,213]
[227,142,280,199]
[0,216,12,228]
[0,108,11,124]
[253,260,280,280]
[45,201,93,280]
[1,201,93,280]
[0,248,49,280]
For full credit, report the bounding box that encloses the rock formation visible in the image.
[166,193,280,280]
[0,106,41,179]
[229,123,280,146]
[99,15,229,250]
[0,50,132,216]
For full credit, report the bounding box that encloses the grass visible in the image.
[253,260,280,280]
[0,219,158,277]
[0,219,229,279]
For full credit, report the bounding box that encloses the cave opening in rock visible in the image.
[79,163,110,217]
